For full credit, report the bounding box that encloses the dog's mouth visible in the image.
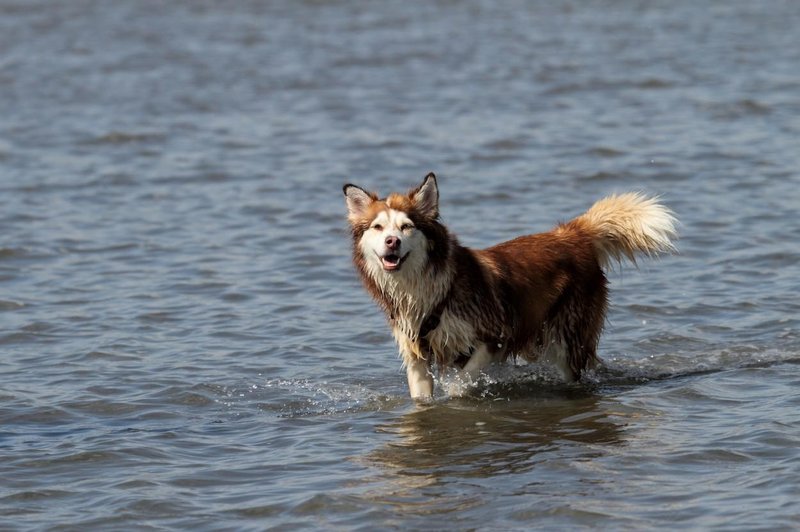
[378,251,409,272]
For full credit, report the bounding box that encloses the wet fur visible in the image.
[344,173,677,398]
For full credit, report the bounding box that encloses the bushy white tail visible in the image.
[578,192,677,267]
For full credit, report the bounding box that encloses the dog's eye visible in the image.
[401,223,414,231]
[372,224,383,231]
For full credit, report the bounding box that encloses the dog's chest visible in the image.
[423,312,478,365]
[391,311,476,365]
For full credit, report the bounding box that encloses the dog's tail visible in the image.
[576,192,677,267]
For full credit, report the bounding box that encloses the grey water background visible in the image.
[2,0,799,529]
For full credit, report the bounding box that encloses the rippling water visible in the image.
[2,1,799,529]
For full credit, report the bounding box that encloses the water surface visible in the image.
[1,1,799,529]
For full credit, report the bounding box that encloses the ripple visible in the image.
[576,170,631,182]
[543,77,675,95]
[81,131,167,145]
[595,349,800,385]
[0,299,25,311]
[18,450,124,469]
[0,247,22,259]
[218,378,405,418]
[1,405,79,425]
[588,146,626,158]
[78,350,142,362]
[64,400,144,417]
[701,98,773,120]
[0,490,72,503]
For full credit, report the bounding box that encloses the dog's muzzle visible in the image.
[379,235,405,272]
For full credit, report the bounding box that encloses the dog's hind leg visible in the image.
[542,341,577,382]
[551,287,605,382]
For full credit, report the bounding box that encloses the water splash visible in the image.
[438,346,800,398]
[212,377,404,418]
[591,347,800,386]
[212,347,800,418]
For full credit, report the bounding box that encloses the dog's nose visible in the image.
[385,235,401,251]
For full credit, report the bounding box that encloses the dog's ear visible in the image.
[343,184,375,221]
[412,172,439,219]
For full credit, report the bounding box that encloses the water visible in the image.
[2,0,799,529]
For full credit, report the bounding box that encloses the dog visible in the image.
[343,173,676,399]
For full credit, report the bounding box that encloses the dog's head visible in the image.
[343,172,442,279]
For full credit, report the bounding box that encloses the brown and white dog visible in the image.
[343,173,677,399]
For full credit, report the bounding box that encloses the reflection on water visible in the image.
[363,387,627,510]
[353,361,800,527]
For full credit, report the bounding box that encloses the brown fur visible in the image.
[344,174,676,389]
[477,219,609,375]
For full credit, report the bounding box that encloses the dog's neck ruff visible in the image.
[389,274,452,341]
[368,257,454,344]
[416,285,450,340]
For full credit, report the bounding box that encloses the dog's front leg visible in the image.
[460,343,493,383]
[406,356,434,400]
